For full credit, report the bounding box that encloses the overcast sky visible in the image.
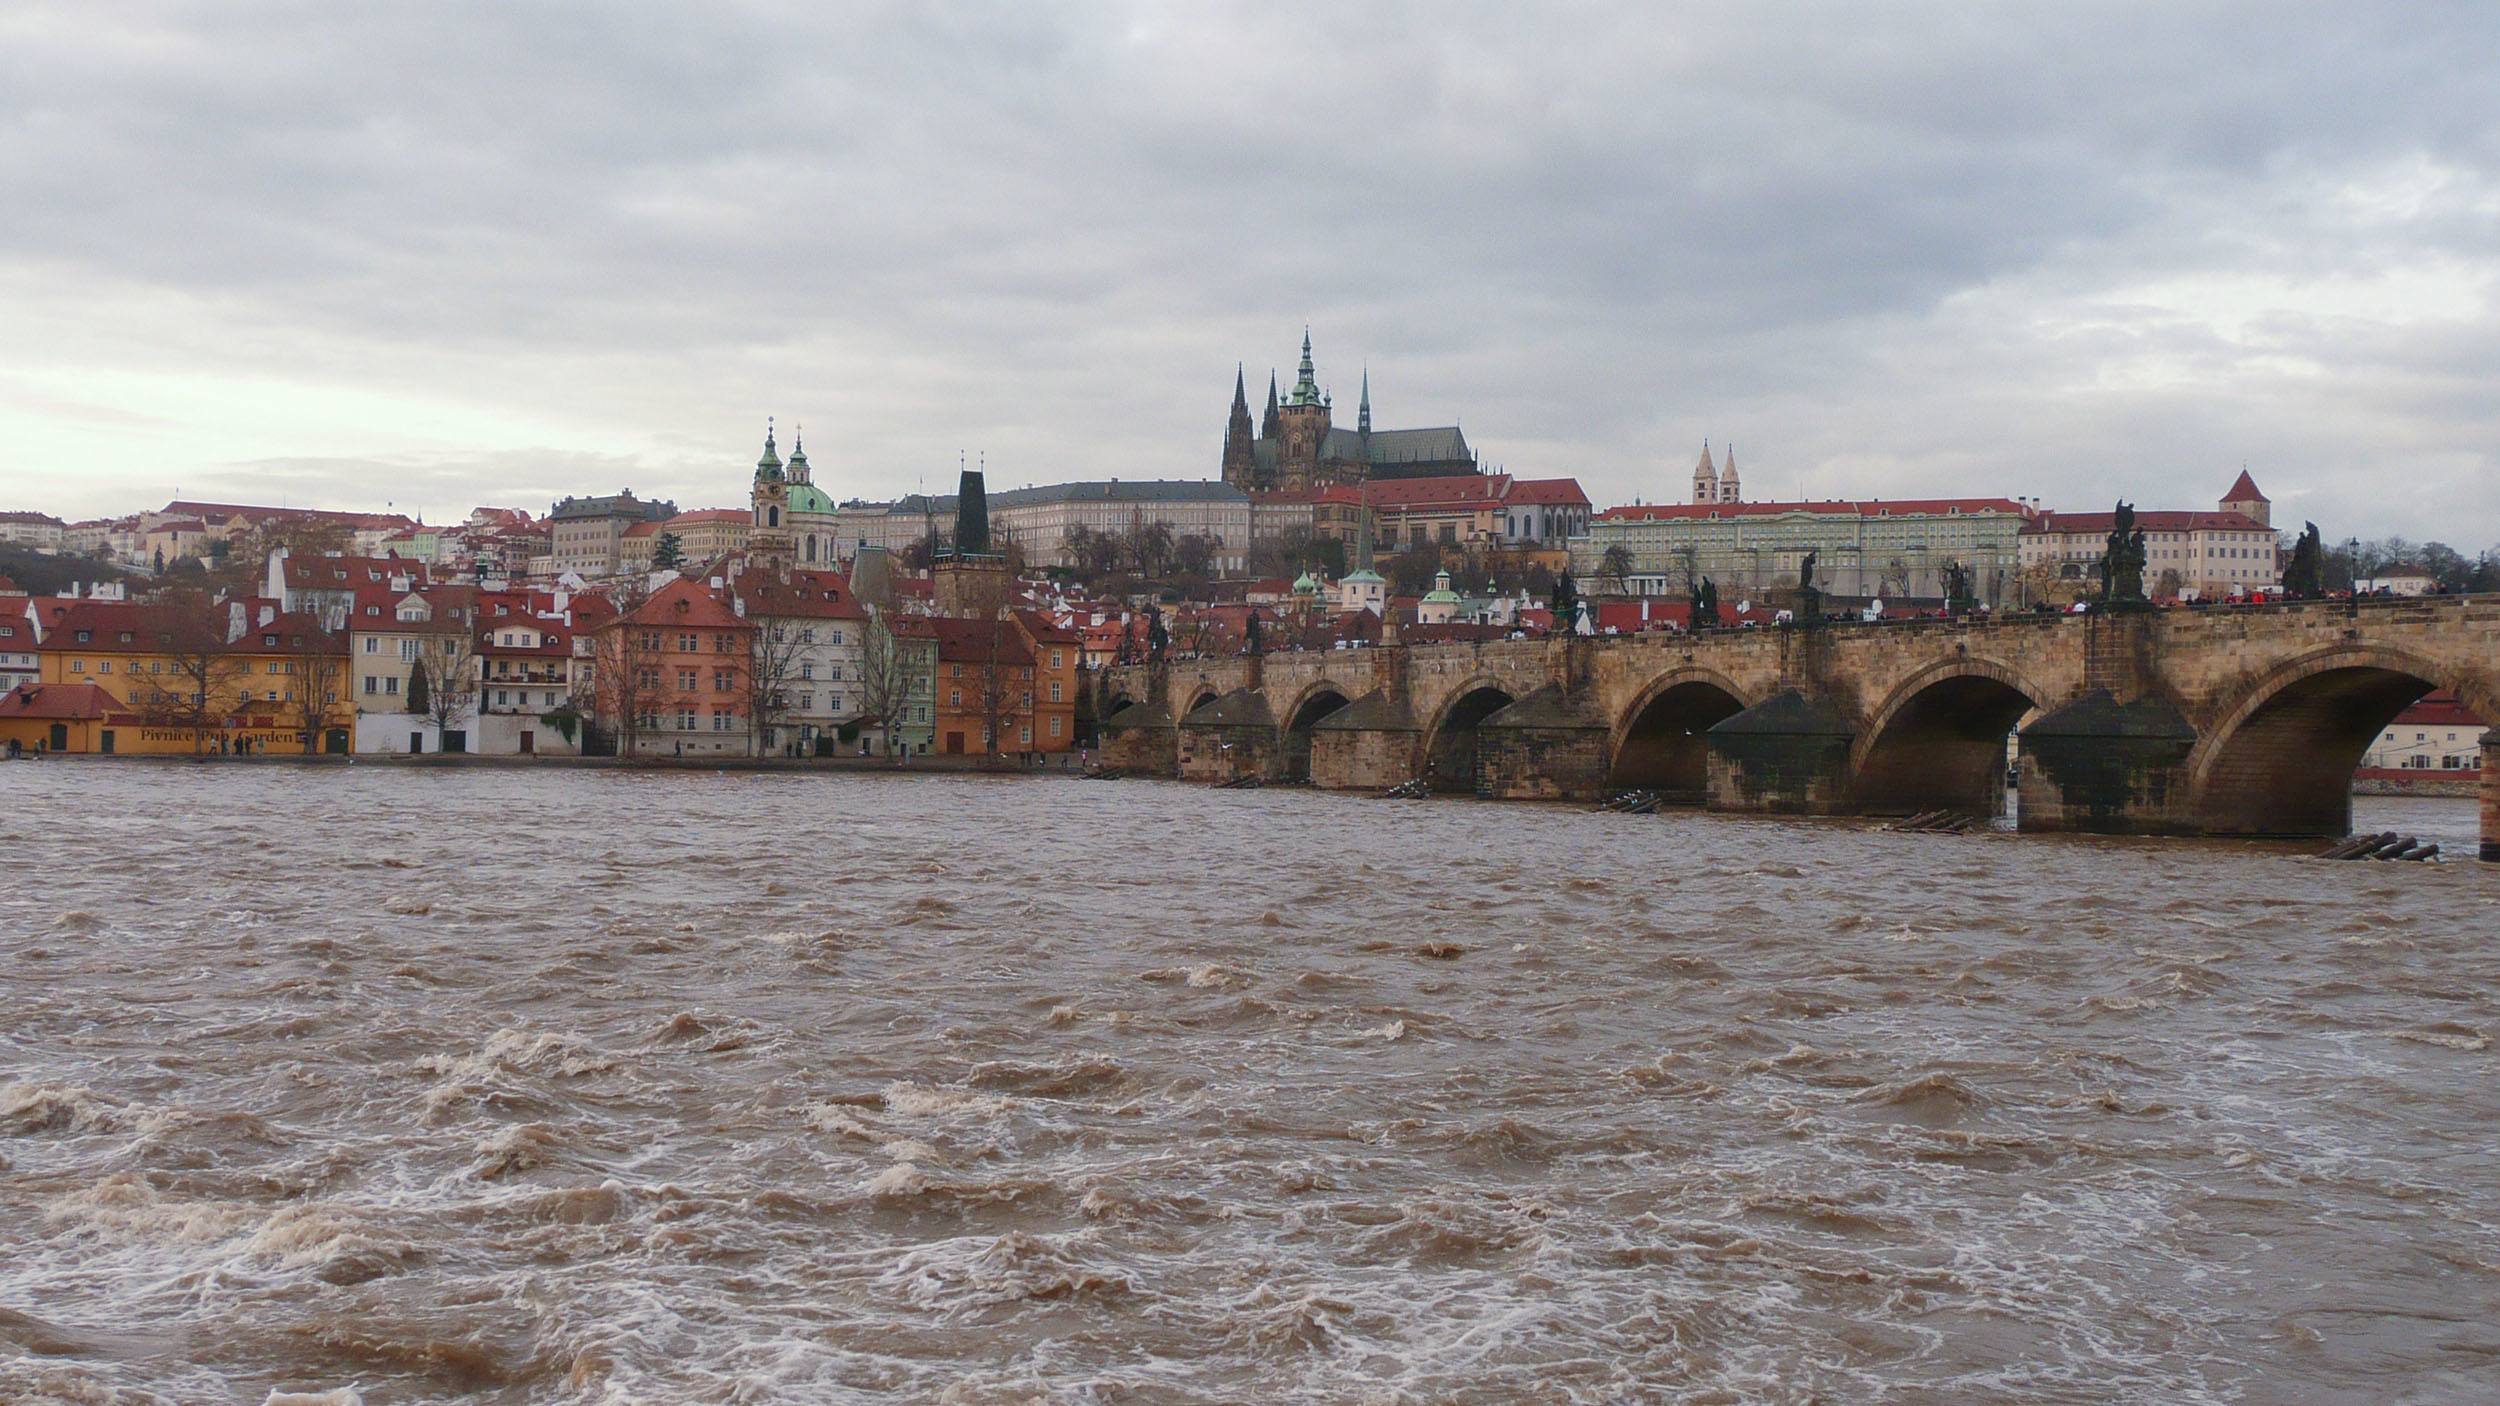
[3,3,2495,544]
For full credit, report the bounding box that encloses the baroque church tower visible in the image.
[751,419,793,570]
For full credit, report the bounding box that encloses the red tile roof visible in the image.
[926,615,1036,665]
[2022,511,2270,536]
[1601,497,2029,523]
[0,682,134,722]
[2223,470,2268,504]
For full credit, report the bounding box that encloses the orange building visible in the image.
[1013,610,1081,754]
[593,577,754,756]
[26,596,352,754]
[926,616,1036,757]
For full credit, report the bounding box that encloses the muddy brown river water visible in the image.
[2,765,2496,1404]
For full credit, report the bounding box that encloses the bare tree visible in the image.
[1123,511,1176,578]
[971,616,1030,761]
[853,606,915,757]
[142,587,249,754]
[416,614,480,751]
[745,616,807,757]
[274,617,349,754]
[1598,542,1636,594]
[591,578,663,757]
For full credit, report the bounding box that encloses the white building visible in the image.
[2362,694,2485,771]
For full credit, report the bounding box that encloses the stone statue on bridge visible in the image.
[1944,562,1974,616]
[2283,521,2324,599]
[2098,502,2150,609]
[1795,551,1823,623]
[1146,604,1169,662]
[1691,576,1721,630]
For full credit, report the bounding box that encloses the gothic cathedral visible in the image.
[1220,331,1479,492]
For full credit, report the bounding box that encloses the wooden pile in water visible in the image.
[1598,790,1661,815]
[1082,767,1126,781]
[1889,810,1982,834]
[1216,774,1263,790]
[2316,831,2441,861]
[1380,778,1431,800]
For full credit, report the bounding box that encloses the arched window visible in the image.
[804,535,817,562]
[768,506,780,527]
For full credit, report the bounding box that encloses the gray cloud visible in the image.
[1,2,2495,544]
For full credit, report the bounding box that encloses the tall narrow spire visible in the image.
[786,423,810,483]
[1222,363,1258,488]
[756,417,783,481]
[1358,366,1371,435]
[1262,370,1281,438]
[1290,328,1321,406]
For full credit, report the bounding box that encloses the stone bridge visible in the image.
[1096,596,2500,859]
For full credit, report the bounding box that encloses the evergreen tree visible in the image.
[405,660,431,717]
[652,533,685,572]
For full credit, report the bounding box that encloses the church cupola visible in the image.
[755,419,784,484]
[785,424,811,485]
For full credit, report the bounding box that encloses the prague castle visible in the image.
[1220,331,1478,493]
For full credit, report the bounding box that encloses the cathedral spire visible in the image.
[1290,328,1321,407]
[1222,363,1257,489]
[1358,366,1371,435]
[1262,369,1281,438]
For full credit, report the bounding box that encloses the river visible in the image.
[3,765,2495,1404]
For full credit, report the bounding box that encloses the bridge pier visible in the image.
[1177,690,1275,785]
[1310,692,1421,791]
[1097,702,1177,776]
[1705,691,1857,815]
[1477,685,1610,801]
[2015,690,2199,835]
[2484,738,2499,862]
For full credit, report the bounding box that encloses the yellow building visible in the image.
[28,595,352,754]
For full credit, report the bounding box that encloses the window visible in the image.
[1049,681,1062,702]
[949,689,962,708]
[496,690,509,707]
[399,639,418,662]
[678,708,696,730]
[829,630,842,646]
[800,662,814,680]
[798,691,813,711]
[386,677,400,695]
[364,677,378,695]
[74,630,91,643]
[828,695,842,712]
[712,709,733,732]
[97,660,111,674]
[71,660,84,673]
[1049,715,1062,738]
[1051,650,1063,669]
[712,669,733,692]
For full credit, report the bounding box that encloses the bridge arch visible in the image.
[1607,666,1755,802]
[1848,657,2047,817]
[1183,686,1221,718]
[2187,643,2496,837]
[1422,676,1518,795]
[1276,680,1355,783]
